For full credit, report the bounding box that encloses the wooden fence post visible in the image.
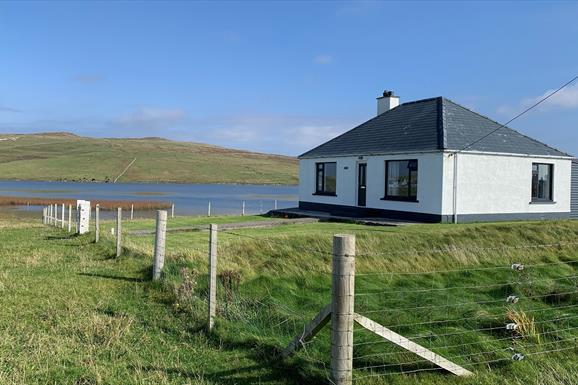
[208,224,218,331]
[116,208,122,257]
[152,210,168,280]
[331,234,355,385]
[42,207,46,224]
[61,203,65,229]
[95,204,100,242]
[54,204,59,227]
[68,204,72,232]
[171,203,175,218]
[130,204,134,220]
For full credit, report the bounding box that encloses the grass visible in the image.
[1,215,578,384]
[0,132,298,184]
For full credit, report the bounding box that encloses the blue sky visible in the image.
[1,1,577,156]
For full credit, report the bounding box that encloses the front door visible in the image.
[357,163,367,206]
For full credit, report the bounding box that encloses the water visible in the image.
[0,181,298,218]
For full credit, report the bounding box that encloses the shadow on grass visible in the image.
[134,338,327,385]
[77,272,145,283]
[44,234,79,240]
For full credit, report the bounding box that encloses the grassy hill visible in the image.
[1,215,577,384]
[0,132,298,184]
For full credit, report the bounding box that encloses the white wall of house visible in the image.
[299,151,573,220]
[299,152,445,215]
[441,152,572,216]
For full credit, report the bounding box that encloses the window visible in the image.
[315,162,337,195]
[532,163,553,202]
[384,160,418,201]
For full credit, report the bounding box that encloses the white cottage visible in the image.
[298,91,578,223]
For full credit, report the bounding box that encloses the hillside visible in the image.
[0,132,298,184]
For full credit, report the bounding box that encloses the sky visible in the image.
[1,1,578,156]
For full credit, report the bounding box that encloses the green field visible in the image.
[1,215,578,385]
[0,133,298,184]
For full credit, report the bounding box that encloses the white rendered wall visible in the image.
[441,153,572,216]
[299,152,445,215]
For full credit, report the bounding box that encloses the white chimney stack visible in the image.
[377,90,399,115]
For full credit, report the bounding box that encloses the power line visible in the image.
[457,74,578,153]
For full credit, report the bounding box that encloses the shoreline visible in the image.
[0,179,299,187]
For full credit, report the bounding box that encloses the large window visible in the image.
[532,163,553,202]
[315,162,337,195]
[384,160,418,201]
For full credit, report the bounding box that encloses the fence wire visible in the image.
[81,213,578,384]
[352,246,578,383]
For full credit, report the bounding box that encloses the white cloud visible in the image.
[190,114,353,155]
[497,82,578,116]
[0,109,357,156]
[314,54,333,65]
[115,107,187,130]
[522,82,578,109]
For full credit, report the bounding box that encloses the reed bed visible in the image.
[0,196,171,210]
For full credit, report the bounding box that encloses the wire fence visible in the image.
[352,250,578,383]
[41,207,578,384]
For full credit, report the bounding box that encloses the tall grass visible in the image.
[0,195,171,210]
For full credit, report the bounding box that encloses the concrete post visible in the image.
[95,204,100,243]
[68,204,72,232]
[242,201,245,216]
[152,210,168,280]
[171,203,175,218]
[61,203,65,229]
[130,204,134,220]
[54,204,58,227]
[331,234,355,385]
[208,224,218,331]
[116,208,122,257]
[208,201,211,217]
[49,205,53,225]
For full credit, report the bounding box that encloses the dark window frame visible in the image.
[314,162,337,196]
[382,159,419,202]
[531,163,554,203]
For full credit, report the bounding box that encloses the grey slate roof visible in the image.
[299,97,570,158]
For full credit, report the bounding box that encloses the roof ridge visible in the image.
[441,97,571,156]
[436,97,446,150]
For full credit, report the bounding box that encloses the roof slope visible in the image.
[299,97,570,158]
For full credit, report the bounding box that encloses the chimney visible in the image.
[376,90,399,115]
